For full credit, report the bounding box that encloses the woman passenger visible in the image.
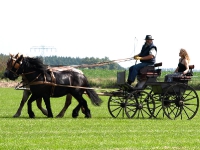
[164,48,190,82]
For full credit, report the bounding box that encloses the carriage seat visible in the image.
[173,65,194,81]
[116,62,162,85]
[138,62,162,79]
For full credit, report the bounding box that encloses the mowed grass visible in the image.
[1,88,200,150]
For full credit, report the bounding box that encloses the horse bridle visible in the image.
[6,56,24,76]
[7,56,43,90]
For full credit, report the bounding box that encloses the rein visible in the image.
[71,57,133,68]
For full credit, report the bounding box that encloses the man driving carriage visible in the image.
[126,35,157,87]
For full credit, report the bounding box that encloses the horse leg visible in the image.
[56,94,72,118]
[72,94,91,118]
[81,106,85,114]
[72,103,82,118]
[56,94,85,118]
[13,90,31,117]
[27,94,38,118]
[81,100,91,118]
[42,95,53,118]
[36,98,48,116]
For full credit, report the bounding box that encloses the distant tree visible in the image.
[0,53,9,77]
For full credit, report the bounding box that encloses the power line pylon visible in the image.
[30,46,56,63]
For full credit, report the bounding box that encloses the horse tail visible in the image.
[79,73,103,106]
[85,89,103,106]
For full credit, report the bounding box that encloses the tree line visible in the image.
[43,55,124,70]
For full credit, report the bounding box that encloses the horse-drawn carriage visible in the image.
[4,54,199,120]
[108,62,199,120]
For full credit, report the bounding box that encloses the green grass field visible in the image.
[1,88,200,150]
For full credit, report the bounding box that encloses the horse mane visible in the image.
[23,57,48,73]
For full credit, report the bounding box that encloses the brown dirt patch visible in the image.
[0,80,19,88]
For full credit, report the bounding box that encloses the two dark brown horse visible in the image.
[4,53,102,118]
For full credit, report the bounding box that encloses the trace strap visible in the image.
[15,81,98,90]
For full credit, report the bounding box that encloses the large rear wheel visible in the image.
[162,83,199,120]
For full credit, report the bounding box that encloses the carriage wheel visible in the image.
[125,90,155,119]
[162,83,199,120]
[151,94,166,119]
[108,95,126,118]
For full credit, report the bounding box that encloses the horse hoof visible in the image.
[29,113,35,118]
[72,110,79,118]
[29,115,35,118]
[48,114,53,118]
[13,114,20,118]
[56,113,64,118]
[85,113,91,118]
[56,115,64,118]
[72,114,78,118]
[85,109,91,118]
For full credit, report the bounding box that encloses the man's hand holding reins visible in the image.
[133,55,138,59]
[134,56,142,60]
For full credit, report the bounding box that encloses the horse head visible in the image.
[4,53,24,80]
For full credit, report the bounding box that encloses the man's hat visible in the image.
[145,35,154,40]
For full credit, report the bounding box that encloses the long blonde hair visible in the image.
[180,48,190,63]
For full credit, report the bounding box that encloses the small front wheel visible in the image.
[108,95,126,118]
[125,90,155,119]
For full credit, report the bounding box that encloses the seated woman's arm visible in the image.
[174,67,179,73]
[183,59,189,75]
